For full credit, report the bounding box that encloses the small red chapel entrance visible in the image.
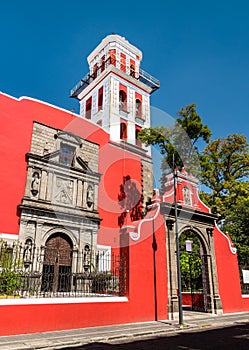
[160,169,223,319]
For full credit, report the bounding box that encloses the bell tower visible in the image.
[70,34,160,148]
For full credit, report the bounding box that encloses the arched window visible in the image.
[120,122,127,140]
[98,86,103,111]
[135,125,142,147]
[85,97,92,119]
[135,98,142,118]
[119,90,127,111]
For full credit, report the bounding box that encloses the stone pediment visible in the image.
[55,131,82,146]
[37,152,93,173]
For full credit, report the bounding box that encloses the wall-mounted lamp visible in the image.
[185,240,193,252]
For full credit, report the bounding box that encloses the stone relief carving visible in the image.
[183,186,192,206]
[23,239,33,263]
[26,221,36,236]
[31,171,40,197]
[53,178,73,204]
[86,185,94,208]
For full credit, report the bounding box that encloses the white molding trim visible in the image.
[129,203,160,241]
[215,223,237,255]
[0,233,18,240]
[87,35,142,64]
[0,296,128,306]
[0,92,109,135]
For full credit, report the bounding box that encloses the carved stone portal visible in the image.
[18,122,101,253]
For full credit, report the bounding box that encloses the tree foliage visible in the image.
[222,199,249,268]
[199,134,249,216]
[138,104,211,190]
[177,104,211,145]
[0,240,23,295]
[199,134,249,267]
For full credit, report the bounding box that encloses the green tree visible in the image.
[177,104,211,148]
[222,198,249,268]
[0,240,23,296]
[200,135,249,276]
[199,134,249,216]
[138,103,211,191]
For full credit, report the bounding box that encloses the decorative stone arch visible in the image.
[159,169,224,319]
[178,225,210,255]
[42,227,77,249]
[41,228,76,294]
[161,198,223,319]
[178,225,220,313]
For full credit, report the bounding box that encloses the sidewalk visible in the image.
[0,311,248,350]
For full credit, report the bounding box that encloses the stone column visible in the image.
[76,180,83,207]
[207,227,223,315]
[165,219,179,320]
[39,170,47,200]
[46,171,53,201]
[72,179,77,206]
[18,219,27,243]
[82,181,88,208]
[24,166,33,197]
[94,183,98,211]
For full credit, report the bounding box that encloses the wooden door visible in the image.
[42,233,73,293]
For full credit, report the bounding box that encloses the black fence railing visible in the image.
[70,56,160,98]
[0,242,127,298]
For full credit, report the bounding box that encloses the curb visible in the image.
[0,315,249,350]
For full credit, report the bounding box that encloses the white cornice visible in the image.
[87,35,143,64]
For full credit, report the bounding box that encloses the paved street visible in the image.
[64,323,249,350]
[0,312,248,350]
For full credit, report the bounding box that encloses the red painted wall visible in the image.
[0,93,168,335]
[214,225,249,313]
[163,170,211,213]
[182,292,204,308]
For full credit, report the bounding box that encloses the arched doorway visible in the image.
[41,233,73,293]
[179,230,211,312]
[161,170,223,319]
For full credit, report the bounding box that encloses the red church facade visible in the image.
[0,35,248,336]
[0,90,169,336]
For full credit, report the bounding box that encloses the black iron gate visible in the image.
[181,252,211,312]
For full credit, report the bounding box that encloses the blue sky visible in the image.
[1,0,249,142]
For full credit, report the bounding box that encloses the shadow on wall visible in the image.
[118,175,143,227]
